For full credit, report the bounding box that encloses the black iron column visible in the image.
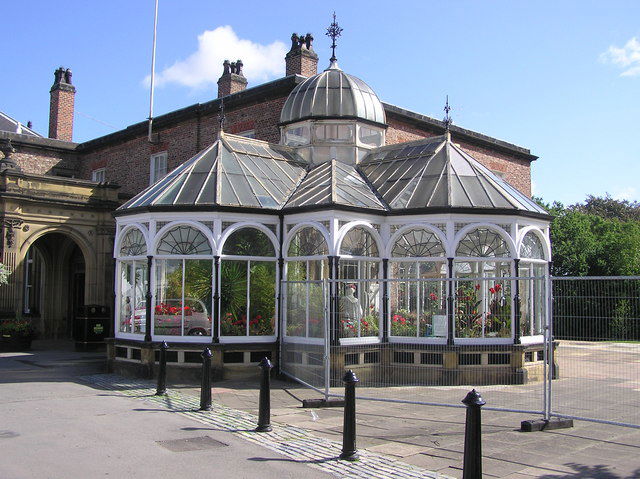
[213,256,220,343]
[447,257,454,346]
[144,255,153,342]
[462,389,486,479]
[155,341,168,396]
[255,357,274,432]
[328,255,339,346]
[339,370,359,461]
[199,347,212,411]
[381,258,389,342]
[513,258,521,344]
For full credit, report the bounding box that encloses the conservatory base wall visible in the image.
[107,338,277,383]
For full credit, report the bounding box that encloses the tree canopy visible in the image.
[535,195,640,276]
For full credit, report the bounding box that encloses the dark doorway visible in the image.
[23,234,86,339]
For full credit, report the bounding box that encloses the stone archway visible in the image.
[23,233,86,339]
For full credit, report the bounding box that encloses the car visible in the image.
[133,298,212,336]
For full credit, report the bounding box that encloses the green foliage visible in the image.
[0,320,34,338]
[0,263,10,286]
[538,194,640,276]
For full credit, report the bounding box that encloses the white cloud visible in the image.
[600,37,640,77]
[145,26,287,89]
[613,186,638,201]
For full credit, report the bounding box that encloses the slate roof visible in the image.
[0,111,41,137]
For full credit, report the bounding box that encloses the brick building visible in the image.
[0,31,539,350]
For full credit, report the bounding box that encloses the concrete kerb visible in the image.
[81,373,452,479]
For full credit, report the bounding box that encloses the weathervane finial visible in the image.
[325,12,343,63]
[443,95,452,134]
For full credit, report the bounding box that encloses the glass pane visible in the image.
[285,279,306,337]
[157,226,212,255]
[119,261,133,333]
[287,227,329,257]
[338,260,379,338]
[182,259,213,336]
[520,232,545,260]
[454,261,512,338]
[308,282,324,338]
[390,262,418,337]
[340,226,379,257]
[392,228,445,258]
[456,228,510,257]
[220,260,248,336]
[133,261,148,335]
[120,228,147,256]
[154,259,183,336]
[222,227,275,256]
[249,261,276,336]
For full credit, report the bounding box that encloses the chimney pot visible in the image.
[285,31,318,77]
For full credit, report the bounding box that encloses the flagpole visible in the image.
[148,0,159,143]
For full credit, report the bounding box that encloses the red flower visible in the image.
[489,287,496,294]
[256,315,262,320]
[362,321,368,327]
[475,284,481,290]
[429,292,438,301]
[495,283,502,292]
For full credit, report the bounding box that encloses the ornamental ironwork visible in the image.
[288,227,329,257]
[340,226,378,257]
[520,232,545,260]
[119,228,147,256]
[391,228,445,258]
[157,226,212,255]
[456,228,510,258]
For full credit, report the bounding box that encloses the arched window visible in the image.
[220,227,277,338]
[157,225,212,255]
[456,228,510,257]
[154,225,213,338]
[520,232,545,260]
[340,226,379,257]
[519,231,548,338]
[454,227,512,340]
[117,227,148,335]
[285,227,329,339]
[120,228,147,256]
[338,226,380,340]
[389,228,446,339]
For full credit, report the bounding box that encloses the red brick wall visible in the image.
[48,88,75,142]
[79,95,289,196]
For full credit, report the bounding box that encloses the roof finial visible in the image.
[443,95,452,140]
[326,11,343,64]
[218,98,225,139]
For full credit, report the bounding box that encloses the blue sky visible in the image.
[5,1,639,205]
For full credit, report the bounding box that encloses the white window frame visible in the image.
[91,168,106,183]
[150,152,168,185]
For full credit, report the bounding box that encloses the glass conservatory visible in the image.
[111,59,552,385]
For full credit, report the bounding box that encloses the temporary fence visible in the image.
[280,275,640,429]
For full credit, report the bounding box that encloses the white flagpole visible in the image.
[148,0,159,143]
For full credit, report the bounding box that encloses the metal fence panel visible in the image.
[550,277,640,427]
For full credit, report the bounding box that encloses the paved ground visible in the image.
[1,340,639,479]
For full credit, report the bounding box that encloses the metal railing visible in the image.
[279,276,640,428]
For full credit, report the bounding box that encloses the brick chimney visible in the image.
[49,67,76,141]
[285,33,318,77]
[217,59,248,98]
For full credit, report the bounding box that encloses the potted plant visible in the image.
[0,319,35,352]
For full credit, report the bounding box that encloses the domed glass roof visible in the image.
[280,62,386,126]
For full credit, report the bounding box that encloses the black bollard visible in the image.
[199,347,213,411]
[155,341,169,396]
[462,389,486,479]
[255,357,274,432]
[339,369,359,461]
